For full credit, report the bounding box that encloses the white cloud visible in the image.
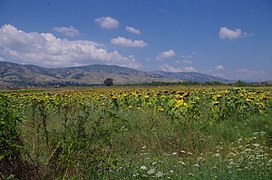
[177,53,195,64]
[95,16,119,29]
[160,64,197,72]
[183,66,197,72]
[209,65,225,77]
[0,24,141,68]
[53,26,79,37]
[160,64,182,72]
[110,36,147,48]
[219,26,249,40]
[156,49,176,60]
[206,69,225,78]
[126,26,141,35]
[212,73,225,78]
[215,65,225,71]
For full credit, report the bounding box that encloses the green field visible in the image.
[1,86,272,179]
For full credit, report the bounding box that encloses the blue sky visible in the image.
[0,0,271,81]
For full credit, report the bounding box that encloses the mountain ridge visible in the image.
[0,61,231,86]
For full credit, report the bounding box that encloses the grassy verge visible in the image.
[15,107,271,179]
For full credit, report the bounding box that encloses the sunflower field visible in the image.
[1,86,272,179]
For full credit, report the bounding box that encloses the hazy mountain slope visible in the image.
[0,61,230,86]
[153,71,230,83]
[0,62,177,85]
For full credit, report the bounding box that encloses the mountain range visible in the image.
[0,61,231,86]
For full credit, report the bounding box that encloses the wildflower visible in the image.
[147,168,156,175]
[155,171,163,177]
[194,164,200,168]
[140,165,147,170]
[144,95,150,99]
[183,102,189,108]
[178,161,186,166]
[170,170,174,173]
[245,144,251,148]
[112,96,118,100]
[253,143,260,147]
[197,156,205,162]
[158,106,164,112]
[244,148,251,152]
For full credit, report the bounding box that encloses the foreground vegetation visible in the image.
[1,86,272,179]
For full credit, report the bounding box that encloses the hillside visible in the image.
[0,61,230,86]
[153,71,229,83]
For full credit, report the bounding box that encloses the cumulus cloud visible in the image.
[219,26,249,40]
[126,26,141,35]
[95,16,119,29]
[160,64,182,72]
[110,36,147,47]
[156,49,176,60]
[160,64,197,72]
[53,26,79,36]
[183,66,197,72]
[176,53,195,64]
[215,65,225,71]
[0,24,141,68]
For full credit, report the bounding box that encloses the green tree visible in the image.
[234,80,248,87]
[104,78,113,86]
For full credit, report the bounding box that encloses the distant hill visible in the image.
[153,71,230,83]
[0,61,230,86]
